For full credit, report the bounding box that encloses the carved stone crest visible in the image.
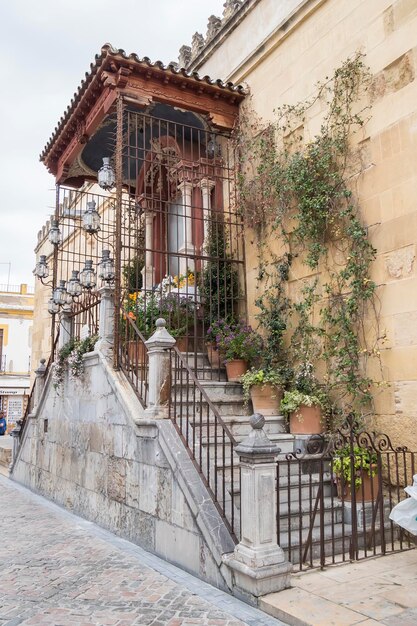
[206,15,222,41]
[223,0,242,21]
[191,32,205,58]
[178,45,191,69]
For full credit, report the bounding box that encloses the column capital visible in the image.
[199,177,215,192]
[98,284,115,298]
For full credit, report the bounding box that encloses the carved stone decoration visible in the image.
[191,32,205,59]
[206,15,222,41]
[223,0,242,21]
[178,45,191,69]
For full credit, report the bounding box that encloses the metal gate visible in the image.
[276,416,416,570]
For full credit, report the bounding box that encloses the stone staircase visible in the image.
[171,351,350,564]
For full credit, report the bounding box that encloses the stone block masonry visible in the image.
[11,350,235,592]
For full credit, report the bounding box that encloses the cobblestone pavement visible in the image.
[1,477,284,626]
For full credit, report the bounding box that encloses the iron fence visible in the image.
[169,346,239,541]
[118,304,149,408]
[276,416,416,570]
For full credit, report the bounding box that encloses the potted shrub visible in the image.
[333,445,379,502]
[280,389,326,434]
[217,321,263,381]
[241,367,287,415]
[280,361,328,434]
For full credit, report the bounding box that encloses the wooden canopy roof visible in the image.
[40,43,246,184]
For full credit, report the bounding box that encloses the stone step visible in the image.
[172,380,243,398]
[170,398,250,417]
[188,415,286,441]
[0,443,12,468]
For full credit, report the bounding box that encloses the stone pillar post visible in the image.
[141,211,156,289]
[200,178,215,254]
[223,413,292,601]
[178,181,195,274]
[58,304,73,350]
[95,285,114,360]
[33,358,47,412]
[10,419,23,470]
[144,319,176,419]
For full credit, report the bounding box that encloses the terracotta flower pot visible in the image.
[336,465,379,502]
[126,340,147,367]
[289,404,324,435]
[206,341,222,368]
[225,359,248,382]
[250,383,283,416]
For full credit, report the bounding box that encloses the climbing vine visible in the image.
[234,52,384,423]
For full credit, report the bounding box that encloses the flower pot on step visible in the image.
[250,383,283,416]
[126,340,147,368]
[225,359,248,382]
[336,466,379,502]
[205,341,222,368]
[289,404,324,435]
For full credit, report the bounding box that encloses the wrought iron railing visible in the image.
[69,292,101,341]
[276,417,416,570]
[118,304,149,408]
[169,346,239,541]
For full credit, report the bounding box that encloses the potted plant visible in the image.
[159,290,195,352]
[280,362,327,434]
[333,444,379,502]
[217,321,263,381]
[205,318,231,368]
[123,290,159,363]
[241,367,288,415]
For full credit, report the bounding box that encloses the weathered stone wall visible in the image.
[12,351,234,590]
[197,0,417,450]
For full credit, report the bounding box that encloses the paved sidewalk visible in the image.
[261,548,417,626]
[1,476,284,626]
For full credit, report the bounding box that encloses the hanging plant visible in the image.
[53,335,99,391]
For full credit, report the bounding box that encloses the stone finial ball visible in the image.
[156,318,166,328]
[250,413,265,430]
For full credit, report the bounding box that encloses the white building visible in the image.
[0,283,34,431]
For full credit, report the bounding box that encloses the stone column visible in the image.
[144,319,176,419]
[58,304,73,350]
[178,181,195,274]
[223,413,292,601]
[95,285,114,360]
[141,211,156,289]
[200,178,215,254]
[33,358,47,412]
[10,419,23,470]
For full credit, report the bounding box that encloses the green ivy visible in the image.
[234,53,383,425]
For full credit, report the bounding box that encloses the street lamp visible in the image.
[79,260,96,290]
[33,255,49,279]
[98,249,115,284]
[48,220,62,246]
[82,200,100,234]
[52,280,67,306]
[66,270,82,298]
[47,297,60,315]
[98,157,115,190]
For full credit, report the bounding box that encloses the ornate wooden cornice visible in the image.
[41,43,246,182]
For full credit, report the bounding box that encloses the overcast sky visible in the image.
[0,0,225,286]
